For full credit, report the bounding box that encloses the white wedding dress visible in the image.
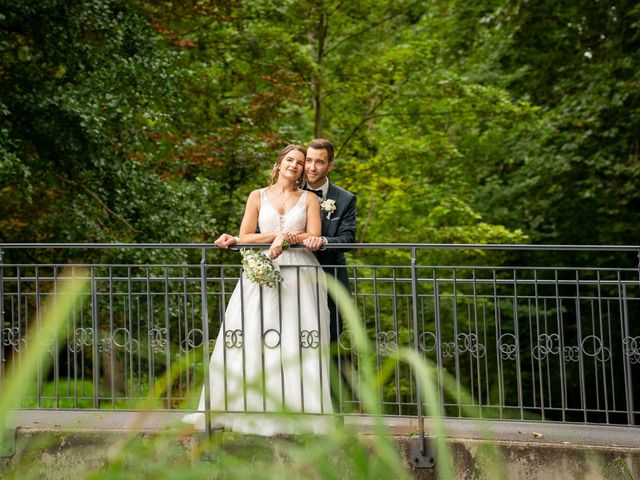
[183,189,334,435]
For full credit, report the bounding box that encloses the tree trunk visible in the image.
[311,9,327,138]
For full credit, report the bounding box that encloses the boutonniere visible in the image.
[320,199,336,219]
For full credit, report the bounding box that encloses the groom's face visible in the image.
[305,147,334,189]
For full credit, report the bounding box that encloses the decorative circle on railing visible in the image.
[263,328,281,349]
[338,330,354,351]
[98,338,112,353]
[376,331,398,356]
[498,333,517,361]
[532,333,560,361]
[418,331,437,353]
[149,327,168,354]
[459,333,485,358]
[564,345,580,362]
[581,335,611,362]
[2,327,25,352]
[181,328,203,352]
[224,329,244,348]
[622,336,640,364]
[112,328,139,354]
[442,341,457,358]
[69,327,93,353]
[300,330,320,349]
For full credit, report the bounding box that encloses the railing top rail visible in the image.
[1,242,640,252]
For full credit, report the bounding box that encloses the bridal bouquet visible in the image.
[240,241,289,288]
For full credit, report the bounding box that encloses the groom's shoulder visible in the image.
[330,182,356,200]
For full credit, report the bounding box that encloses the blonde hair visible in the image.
[269,144,307,188]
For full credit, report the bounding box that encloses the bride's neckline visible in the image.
[262,188,306,217]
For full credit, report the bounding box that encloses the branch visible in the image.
[55,173,138,234]
[324,1,424,56]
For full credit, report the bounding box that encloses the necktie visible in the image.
[307,188,323,198]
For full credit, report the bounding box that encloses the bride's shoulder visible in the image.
[304,189,320,206]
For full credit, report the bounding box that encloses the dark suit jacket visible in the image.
[315,182,357,290]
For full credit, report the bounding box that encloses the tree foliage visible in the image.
[1,0,638,258]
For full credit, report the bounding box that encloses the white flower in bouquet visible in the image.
[240,241,289,288]
[320,199,336,219]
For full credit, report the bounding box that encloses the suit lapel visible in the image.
[321,182,339,234]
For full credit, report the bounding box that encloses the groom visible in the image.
[215,138,357,344]
[301,138,356,344]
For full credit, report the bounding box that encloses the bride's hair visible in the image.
[269,144,307,188]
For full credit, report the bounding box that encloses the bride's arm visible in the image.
[296,193,322,240]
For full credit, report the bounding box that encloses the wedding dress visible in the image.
[182,189,335,435]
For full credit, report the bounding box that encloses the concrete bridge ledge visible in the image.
[2,411,639,479]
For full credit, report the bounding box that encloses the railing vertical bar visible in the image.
[72,266,79,408]
[492,270,504,419]
[512,269,524,420]
[466,298,475,407]
[590,299,601,413]
[353,267,363,413]
[90,266,99,408]
[109,266,116,407]
[373,269,382,404]
[471,270,482,417]
[482,299,490,413]
[534,270,545,420]
[295,267,304,413]
[596,271,609,424]
[528,298,536,410]
[136,295,142,398]
[606,298,616,415]
[200,248,212,438]
[392,269,402,415]
[410,248,425,453]
[182,266,190,401]
[127,267,134,407]
[35,266,42,408]
[220,264,229,411]
[621,281,634,425]
[543,299,552,411]
[554,270,567,422]
[240,263,249,411]
[53,266,60,409]
[575,270,587,423]
[315,266,325,414]
[164,267,171,408]
[278,269,285,411]
[0,249,4,389]
[66,268,73,401]
[145,267,154,398]
[433,269,444,417]
[127,265,134,407]
[452,269,461,417]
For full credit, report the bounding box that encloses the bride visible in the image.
[183,144,334,435]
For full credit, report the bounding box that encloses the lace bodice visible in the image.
[258,189,308,233]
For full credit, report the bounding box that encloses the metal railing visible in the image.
[1,243,638,429]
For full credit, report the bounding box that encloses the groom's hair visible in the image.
[308,138,334,163]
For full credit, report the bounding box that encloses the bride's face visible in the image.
[279,149,305,183]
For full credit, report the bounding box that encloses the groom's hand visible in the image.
[215,233,238,249]
[303,236,326,252]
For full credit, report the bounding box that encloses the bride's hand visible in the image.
[268,233,286,259]
[283,231,302,244]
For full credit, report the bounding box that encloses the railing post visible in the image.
[90,267,100,409]
[200,248,212,439]
[410,247,435,469]
[0,248,4,388]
